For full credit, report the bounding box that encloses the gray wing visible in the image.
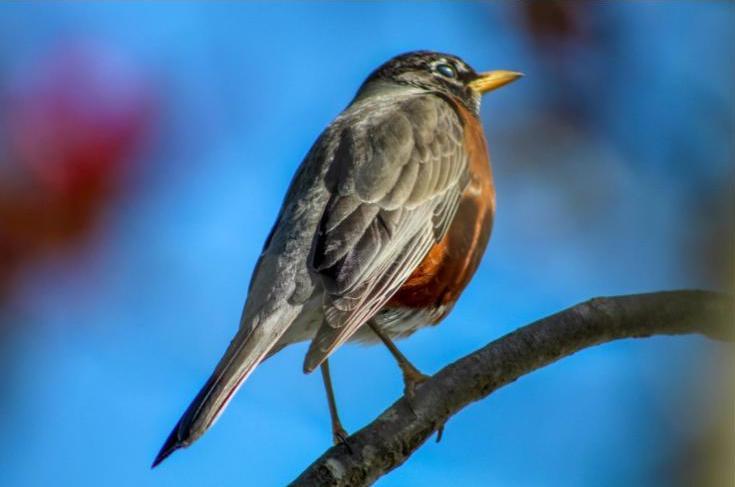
[303,94,470,372]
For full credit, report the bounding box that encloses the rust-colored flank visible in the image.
[387,100,495,319]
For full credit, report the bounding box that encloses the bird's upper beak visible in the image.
[468,70,523,94]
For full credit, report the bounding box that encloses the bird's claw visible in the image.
[332,426,353,454]
[402,367,430,398]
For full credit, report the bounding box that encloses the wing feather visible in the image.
[304,94,469,371]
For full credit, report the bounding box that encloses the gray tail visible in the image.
[152,305,299,468]
[152,371,222,468]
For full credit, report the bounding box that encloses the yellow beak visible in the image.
[468,70,523,94]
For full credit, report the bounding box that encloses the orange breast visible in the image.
[386,104,495,318]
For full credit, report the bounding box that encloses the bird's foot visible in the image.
[332,425,352,454]
[401,364,431,398]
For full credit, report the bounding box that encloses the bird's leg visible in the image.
[367,320,430,397]
[320,359,350,449]
[367,321,445,441]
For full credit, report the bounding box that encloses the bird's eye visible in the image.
[435,63,456,79]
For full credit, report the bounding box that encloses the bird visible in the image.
[152,50,521,468]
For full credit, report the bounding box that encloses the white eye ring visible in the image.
[435,63,457,79]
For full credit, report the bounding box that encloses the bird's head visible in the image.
[357,50,522,114]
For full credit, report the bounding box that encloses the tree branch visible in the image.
[290,290,733,486]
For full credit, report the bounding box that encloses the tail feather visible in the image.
[152,305,300,468]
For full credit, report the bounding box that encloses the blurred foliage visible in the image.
[0,42,156,298]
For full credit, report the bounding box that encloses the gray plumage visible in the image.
[152,51,483,468]
[304,93,469,371]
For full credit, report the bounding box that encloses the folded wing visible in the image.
[304,95,469,372]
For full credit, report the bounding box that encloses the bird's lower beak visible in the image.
[468,70,523,94]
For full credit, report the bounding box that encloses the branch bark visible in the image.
[290,290,733,486]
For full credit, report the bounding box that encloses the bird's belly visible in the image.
[349,185,495,345]
[346,305,446,343]
[384,183,494,319]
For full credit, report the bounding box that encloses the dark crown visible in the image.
[360,50,482,114]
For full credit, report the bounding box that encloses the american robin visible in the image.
[153,51,520,467]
